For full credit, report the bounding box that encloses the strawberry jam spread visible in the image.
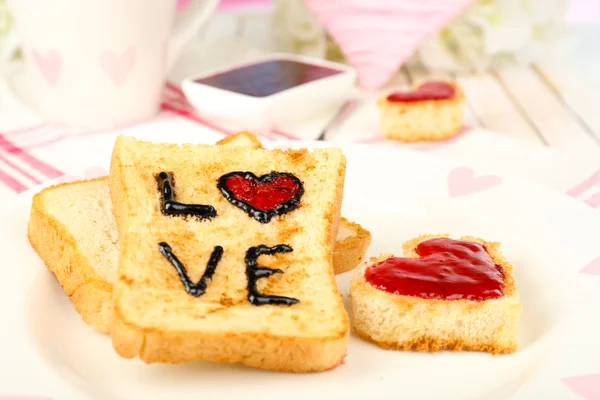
[386,81,455,102]
[217,171,304,223]
[365,238,504,301]
[224,173,301,210]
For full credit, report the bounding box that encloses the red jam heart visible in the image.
[217,171,304,223]
[365,238,504,301]
[386,81,455,102]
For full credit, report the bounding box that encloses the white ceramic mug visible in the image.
[8,0,218,128]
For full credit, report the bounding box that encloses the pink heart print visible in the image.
[447,166,502,197]
[302,0,474,90]
[562,374,600,399]
[99,47,137,86]
[580,256,600,275]
[31,49,61,86]
[177,0,190,12]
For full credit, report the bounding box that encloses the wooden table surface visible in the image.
[190,10,600,153]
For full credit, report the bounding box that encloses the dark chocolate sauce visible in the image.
[217,171,304,223]
[157,171,217,220]
[365,238,504,301]
[245,244,299,306]
[159,242,223,297]
[194,59,343,97]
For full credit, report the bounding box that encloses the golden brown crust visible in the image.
[27,179,112,332]
[70,281,112,332]
[377,80,465,143]
[332,218,372,274]
[112,299,348,372]
[108,140,128,236]
[350,233,522,354]
[215,131,264,149]
[353,328,516,355]
[326,155,346,264]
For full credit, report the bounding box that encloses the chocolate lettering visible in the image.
[157,243,300,305]
[157,171,217,220]
[159,242,223,297]
[245,244,299,306]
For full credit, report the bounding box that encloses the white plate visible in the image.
[1,139,599,400]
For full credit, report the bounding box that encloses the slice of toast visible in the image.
[350,234,521,354]
[27,132,371,334]
[108,135,349,371]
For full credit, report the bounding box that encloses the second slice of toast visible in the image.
[108,136,349,372]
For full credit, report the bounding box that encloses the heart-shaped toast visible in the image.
[386,81,456,103]
[217,171,304,223]
[365,238,504,301]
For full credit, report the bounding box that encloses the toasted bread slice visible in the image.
[28,178,116,331]
[108,135,349,371]
[377,81,464,142]
[350,234,521,354]
[27,132,370,335]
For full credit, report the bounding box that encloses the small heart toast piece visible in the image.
[350,233,522,354]
[377,80,464,142]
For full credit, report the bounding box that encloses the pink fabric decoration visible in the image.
[303,0,474,90]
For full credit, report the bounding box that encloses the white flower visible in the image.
[417,0,569,72]
[271,0,327,57]
[0,0,12,37]
[470,0,533,53]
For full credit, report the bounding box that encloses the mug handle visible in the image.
[167,0,219,72]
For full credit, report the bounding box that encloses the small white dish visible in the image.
[181,53,356,131]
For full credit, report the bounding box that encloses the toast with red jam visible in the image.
[108,135,349,371]
[350,234,521,354]
[27,131,371,334]
[377,80,464,142]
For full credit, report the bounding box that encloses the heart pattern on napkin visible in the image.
[177,0,190,12]
[562,374,600,399]
[448,166,502,197]
[31,49,62,86]
[580,256,600,275]
[302,0,474,90]
[99,47,137,86]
